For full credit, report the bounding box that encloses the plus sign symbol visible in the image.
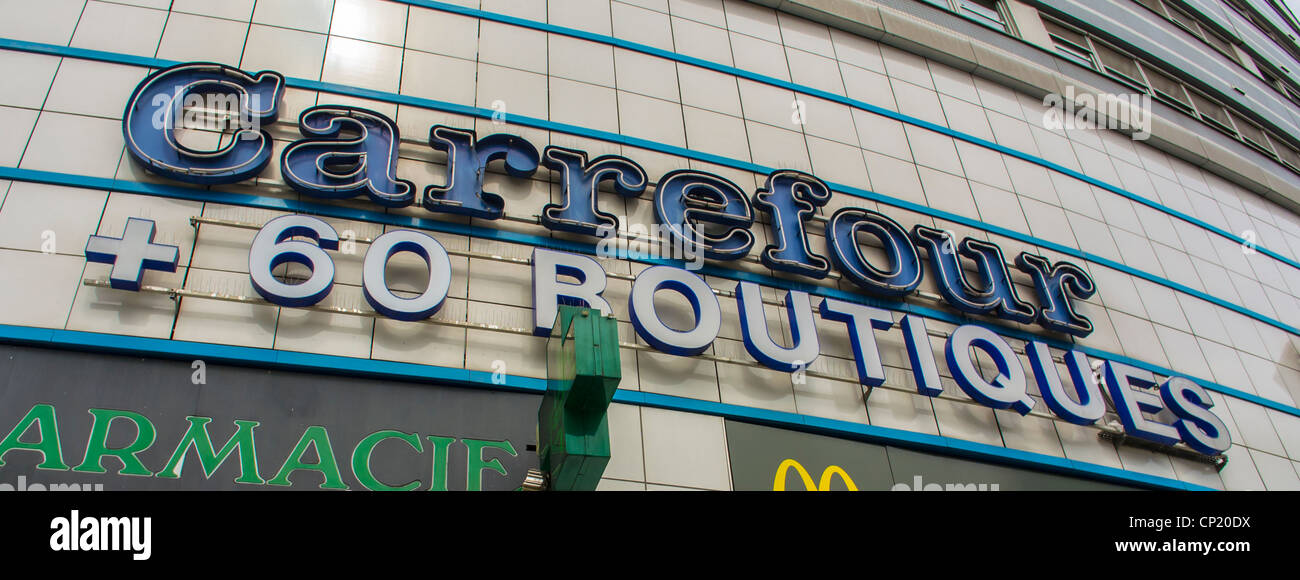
[84,217,180,291]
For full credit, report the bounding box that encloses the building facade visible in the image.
[0,0,1298,491]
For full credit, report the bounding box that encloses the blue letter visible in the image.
[944,325,1034,415]
[423,125,540,220]
[1025,343,1104,425]
[281,106,415,207]
[900,315,943,397]
[1160,377,1231,455]
[1103,361,1181,446]
[826,208,923,297]
[654,169,754,261]
[628,266,720,356]
[541,147,647,236]
[123,62,283,184]
[531,249,613,336]
[912,225,1037,324]
[734,282,820,372]
[1015,253,1096,337]
[818,298,894,387]
[753,170,832,278]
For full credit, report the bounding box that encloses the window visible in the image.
[1036,8,1300,176]
[1132,0,1165,15]
[1164,3,1201,35]
[926,0,1016,35]
[1094,42,1148,89]
[1230,112,1275,155]
[1286,85,1300,106]
[1201,27,1240,63]
[1277,140,1300,170]
[1144,67,1194,112]
[1254,57,1283,90]
[1223,0,1300,62]
[959,0,1010,33]
[1044,19,1096,68]
[1132,0,1242,63]
[1188,90,1236,135]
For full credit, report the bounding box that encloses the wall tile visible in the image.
[641,407,731,490]
[70,1,166,57]
[0,249,84,328]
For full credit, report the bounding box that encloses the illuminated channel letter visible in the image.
[1102,361,1181,446]
[734,282,820,372]
[1160,377,1232,455]
[900,315,943,397]
[628,266,721,356]
[531,248,613,336]
[123,62,283,184]
[362,230,453,321]
[654,169,755,261]
[540,147,647,236]
[280,106,416,207]
[1025,343,1104,425]
[1016,253,1096,337]
[84,217,180,291]
[754,170,832,278]
[825,208,922,297]
[912,226,1037,324]
[945,325,1034,415]
[423,125,540,220]
[817,298,894,387]
[248,215,340,307]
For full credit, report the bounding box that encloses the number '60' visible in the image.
[249,215,453,321]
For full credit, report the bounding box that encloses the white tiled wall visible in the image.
[0,0,1297,490]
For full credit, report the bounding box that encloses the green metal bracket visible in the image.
[538,305,622,491]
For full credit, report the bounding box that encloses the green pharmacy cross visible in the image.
[538,305,622,491]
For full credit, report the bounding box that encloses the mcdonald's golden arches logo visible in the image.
[772,458,858,491]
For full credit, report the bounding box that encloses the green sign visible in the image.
[0,345,539,491]
[538,306,622,491]
[0,402,518,491]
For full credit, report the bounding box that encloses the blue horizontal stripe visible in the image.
[0,37,1294,343]
[0,323,1208,489]
[1,163,1297,420]
[392,0,1300,274]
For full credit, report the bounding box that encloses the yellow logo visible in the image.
[772,458,858,491]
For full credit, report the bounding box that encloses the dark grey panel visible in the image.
[726,420,895,490]
[885,447,1137,490]
[0,345,540,491]
[726,419,1140,491]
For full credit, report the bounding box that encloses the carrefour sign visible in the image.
[96,62,1232,456]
